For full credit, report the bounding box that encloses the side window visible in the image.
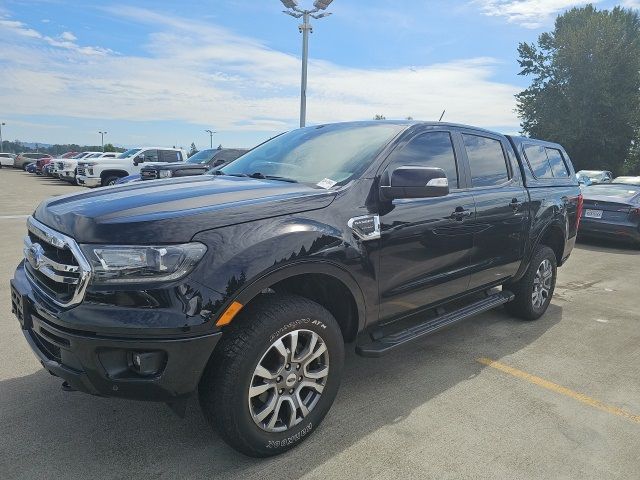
[160,150,181,162]
[463,134,509,187]
[142,149,159,162]
[545,148,569,177]
[524,144,553,178]
[386,131,459,188]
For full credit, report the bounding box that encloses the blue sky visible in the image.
[0,0,636,149]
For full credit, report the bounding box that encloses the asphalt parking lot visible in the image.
[0,168,639,480]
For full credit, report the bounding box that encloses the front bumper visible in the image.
[10,269,221,402]
[59,169,76,181]
[76,175,101,187]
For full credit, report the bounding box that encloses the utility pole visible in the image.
[0,122,5,153]
[205,129,216,149]
[281,1,334,128]
[99,131,107,151]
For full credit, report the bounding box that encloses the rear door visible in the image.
[377,128,476,320]
[458,130,529,290]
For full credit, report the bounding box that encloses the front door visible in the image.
[377,129,476,321]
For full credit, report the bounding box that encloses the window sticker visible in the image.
[317,178,337,189]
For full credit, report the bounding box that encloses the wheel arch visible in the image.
[100,169,129,180]
[229,261,367,343]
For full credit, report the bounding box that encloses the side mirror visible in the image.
[133,155,144,166]
[380,166,450,200]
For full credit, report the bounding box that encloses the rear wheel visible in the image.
[505,245,557,320]
[199,294,344,457]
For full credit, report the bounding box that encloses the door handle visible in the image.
[510,198,522,211]
[450,208,472,221]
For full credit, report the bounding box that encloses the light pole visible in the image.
[205,129,216,149]
[281,0,333,128]
[99,131,107,151]
[0,122,5,153]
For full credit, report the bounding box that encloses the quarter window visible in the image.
[545,148,569,177]
[463,134,509,187]
[159,150,180,162]
[386,131,459,188]
[524,144,553,178]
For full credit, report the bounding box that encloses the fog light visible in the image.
[130,351,166,376]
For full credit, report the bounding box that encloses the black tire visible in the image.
[505,245,557,321]
[101,175,120,186]
[199,293,344,457]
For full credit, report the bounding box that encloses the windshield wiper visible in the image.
[211,171,297,183]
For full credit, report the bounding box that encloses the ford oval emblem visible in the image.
[27,243,45,270]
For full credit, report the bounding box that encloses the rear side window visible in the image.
[159,150,180,162]
[386,131,459,188]
[545,148,569,177]
[463,134,509,187]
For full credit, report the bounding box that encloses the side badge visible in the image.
[347,215,381,241]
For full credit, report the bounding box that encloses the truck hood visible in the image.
[34,175,336,243]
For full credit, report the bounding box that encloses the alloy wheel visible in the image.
[248,329,329,433]
[532,259,553,309]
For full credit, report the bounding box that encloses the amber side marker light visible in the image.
[216,301,244,326]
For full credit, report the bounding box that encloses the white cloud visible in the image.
[59,31,77,41]
[0,7,522,143]
[474,0,601,28]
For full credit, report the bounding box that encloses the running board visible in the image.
[356,290,514,357]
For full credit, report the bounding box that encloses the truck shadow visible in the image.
[0,305,561,479]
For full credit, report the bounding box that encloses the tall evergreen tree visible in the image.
[516,5,640,174]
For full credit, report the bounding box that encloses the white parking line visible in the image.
[0,215,30,220]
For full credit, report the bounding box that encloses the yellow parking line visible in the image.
[477,357,640,425]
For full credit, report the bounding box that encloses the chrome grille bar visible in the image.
[24,216,92,307]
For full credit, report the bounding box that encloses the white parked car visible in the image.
[53,152,100,178]
[57,152,119,183]
[576,170,613,184]
[0,152,16,167]
[76,147,187,187]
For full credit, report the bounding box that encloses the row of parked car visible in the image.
[0,147,249,187]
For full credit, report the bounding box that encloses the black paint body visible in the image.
[10,121,581,401]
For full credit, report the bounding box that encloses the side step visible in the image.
[356,290,514,357]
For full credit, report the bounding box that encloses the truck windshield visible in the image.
[118,148,142,159]
[187,149,216,164]
[220,123,404,186]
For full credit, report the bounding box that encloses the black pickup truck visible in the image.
[139,148,248,181]
[10,121,582,457]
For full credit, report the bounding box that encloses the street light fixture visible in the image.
[0,122,5,153]
[99,131,108,152]
[281,0,334,128]
[205,129,216,149]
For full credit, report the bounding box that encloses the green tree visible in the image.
[373,114,386,120]
[516,5,640,174]
[189,142,198,157]
[103,143,116,152]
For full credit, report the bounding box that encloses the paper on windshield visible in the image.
[317,178,338,189]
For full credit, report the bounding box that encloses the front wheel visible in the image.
[101,175,120,186]
[199,294,344,457]
[505,245,557,320]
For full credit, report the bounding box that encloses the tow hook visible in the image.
[61,381,76,392]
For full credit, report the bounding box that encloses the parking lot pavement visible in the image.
[1,168,639,480]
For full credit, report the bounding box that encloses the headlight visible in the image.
[80,242,207,284]
[159,170,173,178]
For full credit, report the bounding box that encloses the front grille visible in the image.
[23,217,92,308]
[31,328,62,362]
[141,169,158,180]
[56,161,64,170]
[77,166,86,176]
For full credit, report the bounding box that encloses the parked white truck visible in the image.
[56,152,120,183]
[76,147,187,187]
